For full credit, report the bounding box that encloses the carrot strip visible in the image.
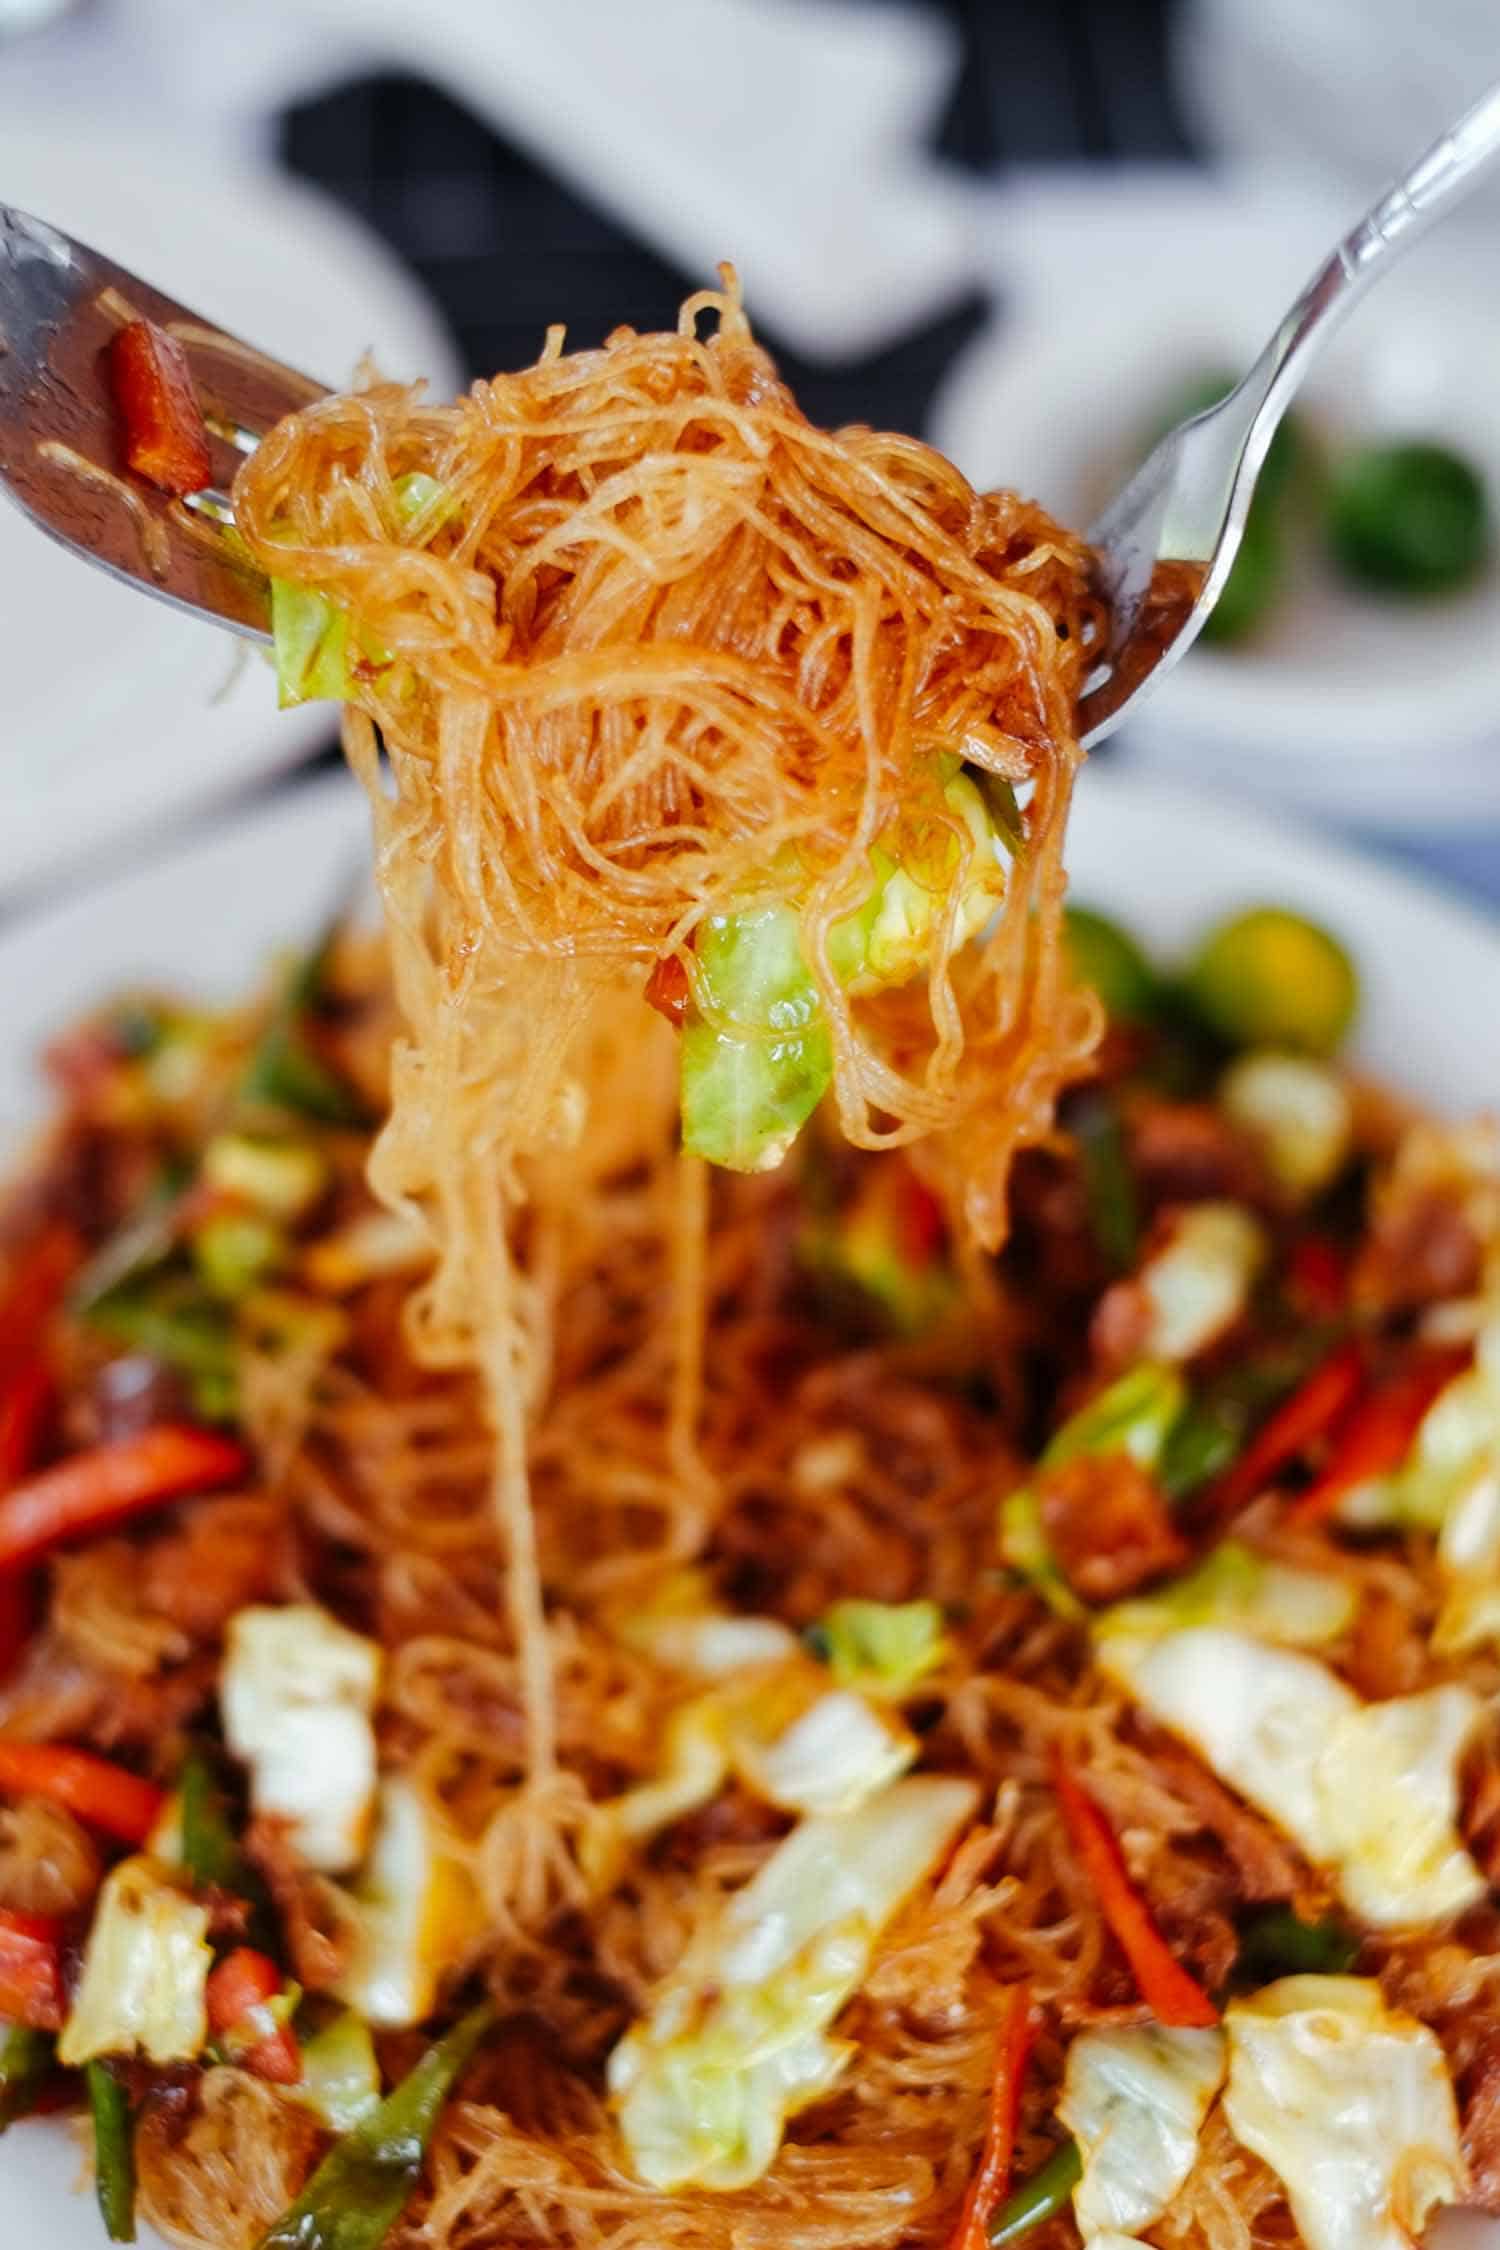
[0,1423,247,1573]
[108,319,213,496]
[0,1741,164,1845]
[0,1907,65,2031]
[947,1982,1035,2250]
[1286,1352,1466,1527]
[1208,1338,1364,1520]
[206,1947,300,2085]
[1052,1749,1217,2027]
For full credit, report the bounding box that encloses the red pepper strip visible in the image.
[0,1908,65,2031]
[0,1741,165,1846]
[947,1982,1035,2250]
[0,1423,248,1574]
[108,319,213,496]
[1286,1351,1468,1527]
[1286,1235,1347,1319]
[1207,1338,1365,1521]
[1052,1750,1218,2027]
[0,1359,53,1683]
[206,1948,301,2085]
[0,1225,81,1391]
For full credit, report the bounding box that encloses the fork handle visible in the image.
[1255,79,1500,423]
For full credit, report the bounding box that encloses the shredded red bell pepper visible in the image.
[206,1948,301,2085]
[0,1907,65,2031]
[1208,1337,1365,1521]
[0,1359,52,1683]
[946,1981,1035,2250]
[0,1740,165,1845]
[1286,1351,1467,1527]
[109,318,213,497]
[1052,1749,1218,2027]
[0,1423,247,1573]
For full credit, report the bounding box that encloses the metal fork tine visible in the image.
[0,204,328,643]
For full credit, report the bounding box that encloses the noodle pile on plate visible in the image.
[233,272,1101,1774]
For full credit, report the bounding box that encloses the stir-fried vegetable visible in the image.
[1000,1365,1185,1612]
[1222,1978,1465,2250]
[812,1597,948,1698]
[0,1909,64,2031]
[1052,1752,1217,2027]
[1184,908,1357,1056]
[1096,1541,1357,1651]
[0,1743,165,1846]
[108,318,212,498]
[241,925,367,1128]
[60,1857,212,2066]
[0,1425,247,1573]
[207,1949,301,2085]
[1066,1087,1139,1271]
[1233,1906,1358,1984]
[1287,1351,1465,1525]
[680,903,833,1173]
[946,1985,1034,2250]
[609,1776,976,2189]
[1136,1203,1267,1363]
[987,2142,1083,2248]
[1220,1051,1352,1199]
[332,1777,483,2029]
[221,1604,381,1874]
[258,1999,496,2250]
[86,2059,136,2244]
[1205,1339,1363,1521]
[1059,2022,1225,2238]
[1327,439,1489,595]
[0,2024,53,2132]
[294,2011,383,2134]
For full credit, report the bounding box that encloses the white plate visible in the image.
[0,766,1496,2245]
[0,126,460,904]
[933,170,1500,827]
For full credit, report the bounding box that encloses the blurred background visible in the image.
[3,0,1500,910]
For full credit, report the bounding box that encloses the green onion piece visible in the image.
[1235,1905,1359,1984]
[987,2138,1082,2247]
[192,1213,283,1301]
[180,1748,245,1891]
[1327,440,1488,596]
[258,1999,496,2250]
[814,1597,947,1697]
[1158,1397,1243,1503]
[86,1279,238,1423]
[0,2025,52,2132]
[680,903,833,1173]
[974,772,1026,859]
[86,2059,136,2244]
[1184,908,1358,1057]
[1066,1087,1139,1272]
[1063,907,1158,1023]
[1043,1363,1186,1473]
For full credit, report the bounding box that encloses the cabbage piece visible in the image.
[733,1685,914,1815]
[1139,1204,1268,1362]
[1102,1627,1484,1929]
[294,2010,382,2133]
[828,768,1006,994]
[814,1597,948,1698]
[271,578,350,708]
[1058,2024,1225,2239]
[332,1777,482,2029]
[59,1857,212,2066]
[220,1603,381,1874]
[609,1775,976,2189]
[616,1572,800,1677]
[1223,1977,1465,2250]
[1219,1052,1352,1200]
[680,903,833,1173]
[1096,1541,1357,1652]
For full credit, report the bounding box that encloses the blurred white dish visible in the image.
[0,124,460,902]
[934,170,1500,825]
[0,765,1494,2243]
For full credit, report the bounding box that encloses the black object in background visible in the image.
[278,0,1193,440]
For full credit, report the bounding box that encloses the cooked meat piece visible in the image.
[244,1817,354,1991]
[1037,1451,1189,1603]
[1463,2038,1500,2213]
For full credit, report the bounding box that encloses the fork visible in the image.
[2,81,1500,743]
